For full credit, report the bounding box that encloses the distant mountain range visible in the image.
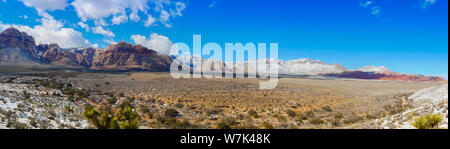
[0,27,446,83]
[176,56,446,83]
[0,27,171,72]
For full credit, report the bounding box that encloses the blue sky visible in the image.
[0,0,448,77]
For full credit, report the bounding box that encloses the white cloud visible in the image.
[0,18,92,48]
[20,0,68,12]
[209,1,217,8]
[171,2,186,17]
[360,0,439,16]
[360,0,380,16]
[370,6,380,15]
[131,33,173,54]
[19,0,68,21]
[77,22,89,31]
[145,15,156,27]
[436,74,448,79]
[159,10,172,28]
[360,0,373,8]
[112,14,129,25]
[92,26,115,37]
[422,0,438,9]
[71,0,185,28]
[71,0,125,22]
[94,19,108,27]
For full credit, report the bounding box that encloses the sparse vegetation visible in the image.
[334,112,344,119]
[286,109,297,117]
[306,110,315,118]
[262,122,274,129]
[1,72,445,129]
[411,114,444,129]
[164,108,180,118]
[83,103,140,129]
[310,118,324,125]
[298,113,307,120]
[322,105,333,112]
[411,116,429,129]
[365,114,377,120]
[343,115,363,124]
[248,110,259,118]
[217,117,238,129]
[427,114,444,128]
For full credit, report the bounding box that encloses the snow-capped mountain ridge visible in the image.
[171,55,446,82]
[355,65,393,73]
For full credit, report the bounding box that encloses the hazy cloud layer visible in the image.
[131,33,173,54]
[0,18,92,48]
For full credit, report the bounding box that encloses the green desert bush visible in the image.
[84,104,140,129]
[411,116,429,129]
[412,114,443,129]
[118,106,140,129]
[426,114,443,128]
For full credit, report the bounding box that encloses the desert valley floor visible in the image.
[0,65,448,129]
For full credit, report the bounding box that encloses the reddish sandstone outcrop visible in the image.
[90,41,172,71]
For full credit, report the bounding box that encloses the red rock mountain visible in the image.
[0,27,40,64]
[90,42,172,71]
[323,71,447,83]
[37,43,96,68]
[0,27,446,82]
[0,27,172,71]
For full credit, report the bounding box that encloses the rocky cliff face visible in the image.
[90,41,172,71]
[76,47,96,68]
[0,28,40,64]
[38,43,96,68]
[0,27,446,82]
[323,71,447,83]
[0,27,172,71]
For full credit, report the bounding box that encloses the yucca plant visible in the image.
[426,114,443,129]
[411,114,443,129]
[83,104,140,129]
[411,116,430,129]
[117,106,140,129]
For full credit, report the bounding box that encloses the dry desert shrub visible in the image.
[309,118,324,125]
[3,72,433,129]
[411,114,444,129]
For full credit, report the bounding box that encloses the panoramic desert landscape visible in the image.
[0,26,448,129]
[0,66,447,129]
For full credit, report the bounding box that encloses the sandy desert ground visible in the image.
[0,69,447,129]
